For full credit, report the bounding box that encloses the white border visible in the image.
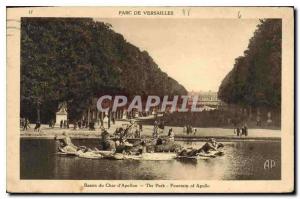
[1,0,298,198]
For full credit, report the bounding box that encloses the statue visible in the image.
[56,102,68,127]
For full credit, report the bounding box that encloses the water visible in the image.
[20,138,281,180]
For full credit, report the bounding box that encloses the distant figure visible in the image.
[23,118,30,131]
[63,120,67,128]
[193,128,197,135]
[267,112,272,126]
[236,127,240,136]
[48,120,52,128]
[73,122,78,130]
[34,121,41,132]
[168,128,175,141]
[60,120,63,128]
[20,118,25,129]
[186,125,192,135]
[89,122,95,131]
[242,124,248,136]
[186,125,189,135]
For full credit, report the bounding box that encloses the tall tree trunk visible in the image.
[37,105,40,123]
[87,107,90,126]
[108,109,111,129]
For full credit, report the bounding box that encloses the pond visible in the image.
[20,138,281,180]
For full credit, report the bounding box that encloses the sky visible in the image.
[96,18,260,92]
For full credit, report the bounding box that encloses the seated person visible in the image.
[55,133,78,153]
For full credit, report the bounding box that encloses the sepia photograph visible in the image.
[6,6,294,193]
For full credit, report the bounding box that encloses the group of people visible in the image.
[100,129,140,153]
[20,118,30,131]
[60,120,70,129]
[113,120,143,139]
[183,125,197,135]
[234,124,248,136]
[21,118,42,132]
[48,120,55,128]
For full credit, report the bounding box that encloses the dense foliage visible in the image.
[21,18,187,122]
[218,19,282,110]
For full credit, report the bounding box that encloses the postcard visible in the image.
[6,6,294,193]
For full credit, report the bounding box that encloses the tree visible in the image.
[218,19,282,110]
[20,18,187,123]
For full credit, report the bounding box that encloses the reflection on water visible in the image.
[20,139,281,180]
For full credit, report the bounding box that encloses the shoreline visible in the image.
[19,122,281,142]
[20,133,281,142]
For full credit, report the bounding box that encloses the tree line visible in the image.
[218,19,281,112]
[21,18,187,123]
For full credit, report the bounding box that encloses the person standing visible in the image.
[243,123,248,136]
[73,121,78,130]
[63,120,67,129]
[168,128,175,141]
[34,120,41,132]
[236,127,240,136]
[23,118,30,131]
[20,118,25,129]
[241,126,245,136]
[193,128,197,135]
[48,120,52,128]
